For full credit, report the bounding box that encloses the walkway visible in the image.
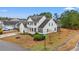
[0,32,18,38]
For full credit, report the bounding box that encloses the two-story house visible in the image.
[19,15,58,34]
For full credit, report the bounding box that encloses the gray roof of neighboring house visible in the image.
[28,15,43,23]
[3,21,19,25]
[39,18,50,28]
[10,18,20,21]
[16,21,27,28]
[19,19,26,20]
[22,22,27,27]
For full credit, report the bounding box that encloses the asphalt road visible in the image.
[0,40,29,51]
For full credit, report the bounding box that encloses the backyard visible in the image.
[0,28,79,51]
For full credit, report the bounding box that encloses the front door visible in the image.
[34,28,36,32]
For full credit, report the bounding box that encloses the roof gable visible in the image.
[39,18,58,28]
[16,21,27,27]
[27,18,33,22]
[27,15,43,23]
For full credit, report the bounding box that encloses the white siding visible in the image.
[27,16,46,34]
[19,23,26,33]
[27,18,33,22]
[27,16,46,28]
[19,16,58,34]
[42,19,57,34]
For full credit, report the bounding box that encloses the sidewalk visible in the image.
[0,32,18,38]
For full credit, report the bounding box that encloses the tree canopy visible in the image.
[0,17,10,20]
[60,10,79,29]
[39,12,52,19]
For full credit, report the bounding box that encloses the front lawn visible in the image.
[0,28,78,51]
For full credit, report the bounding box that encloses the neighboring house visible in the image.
[16,21,27,33]
[10,18,20,21]
[19,15,58,34]
[2,21,19,30]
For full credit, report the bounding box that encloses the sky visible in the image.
[0,7,78,19]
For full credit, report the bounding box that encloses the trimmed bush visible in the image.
[0,29,3,34]
[33,33,45,41]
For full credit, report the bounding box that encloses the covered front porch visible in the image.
[27,28,37,34]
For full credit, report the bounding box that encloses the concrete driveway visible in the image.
[0,40,29,51]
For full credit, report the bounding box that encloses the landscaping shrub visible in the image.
[33,33,45,41]
[0,29,3,34]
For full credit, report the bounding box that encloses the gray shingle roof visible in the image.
[16,21,27,28]
[3,21,19,25]
[39,18,50,28]
[23,22,27,27]
[28,15,43,23]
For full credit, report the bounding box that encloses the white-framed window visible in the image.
[54,28,57,31]
[28,22,29,25]
[32,28,33,32]
[52,23,53,26]
[34,28,36,32]
[47,29,49,32]
[49,23,50,26]
[34,23,36,25]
